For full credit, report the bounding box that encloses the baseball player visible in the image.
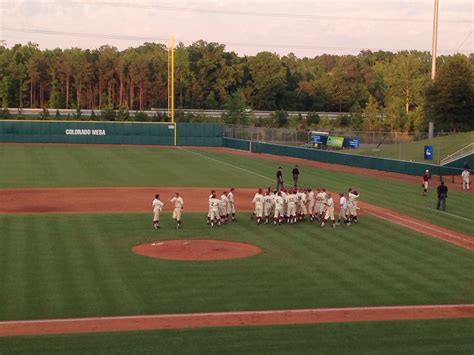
[286,189,298,224]
[318,188,328,221]
[227,187,236,221]
[337,192,348,225]
[321,192,335,228]
[170,192,184,229]
[263,190,274,224]
[461,168,470,190]
[208,193,222,227]
[207,189,216,225]
[422,169,431,196]
[297,188,307,221]
[348,188,360,224]
[219,191,229,223]
[152,194,165,229]
[307,188,315,221]
[273,191,285,225]
[252,188,265,224]
[280,188,288,222]
[315,188,322,221]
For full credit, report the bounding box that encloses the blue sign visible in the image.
[347,138,360,148]
[311,135,327,145]
[424,145,433,160]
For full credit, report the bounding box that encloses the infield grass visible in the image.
[0,144,472,234]
[1,319,473,354]
[0,213,472,321]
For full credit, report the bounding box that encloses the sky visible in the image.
[0,0,472,57]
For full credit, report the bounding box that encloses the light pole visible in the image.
[431,0,439,81]
[429,0,439,139]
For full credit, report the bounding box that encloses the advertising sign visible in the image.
[424,145,433,160]
[327,136,344,148]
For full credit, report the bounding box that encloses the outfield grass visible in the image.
[0,213,472,321]
[0,144,472,234]
[193,149,474,235]
[350,131,474,163]
[1,319,473,354]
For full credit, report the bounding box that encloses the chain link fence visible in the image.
[223,124,449,146]
[223,124,459,163]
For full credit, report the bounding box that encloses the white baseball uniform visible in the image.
[208,197,221,221]
[462,170,470,190]
[324,196,335,220]
[252,193,264,218]
[264,194,274,217]
[219,194,229,217]
[152,198,164,222]
[273,195,285,219]
[227,191,236,214]
[339,195,347,221]
[170,196,184,220]
[308,190,315,215]
[348,192,359,216]
[287,193,297,217]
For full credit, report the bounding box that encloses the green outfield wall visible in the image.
[223,138,462,177]
[0,121,222,146]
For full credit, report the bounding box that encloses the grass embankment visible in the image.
[350,131,474,163]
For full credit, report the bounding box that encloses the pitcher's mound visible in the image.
[132,239,261,261]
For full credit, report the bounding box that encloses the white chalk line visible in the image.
[427,208,474,223]
[2,304,472,325]
[178,148,274,183]
[369,213,473,250]
[371,211,473,242]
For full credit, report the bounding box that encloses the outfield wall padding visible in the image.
[0,121,223,146]
[223,138,462,177]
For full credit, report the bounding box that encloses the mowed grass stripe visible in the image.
[0,213,472,321]
[0,319,472,354]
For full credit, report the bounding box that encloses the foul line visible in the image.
[369,213,473,250]
[1,304,472,337]
[427,208,474,223]
[178,148,274,183]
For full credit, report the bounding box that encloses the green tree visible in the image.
[247,52,287,110]
[270,110,289,128]
[425,55,474,131]
[362,95,380,130]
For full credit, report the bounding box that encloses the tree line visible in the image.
[0,41,472,131]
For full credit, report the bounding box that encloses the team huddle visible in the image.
[207,188,237,227]
[251,187,360,228]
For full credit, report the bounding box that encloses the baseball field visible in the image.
[0,143,473,354]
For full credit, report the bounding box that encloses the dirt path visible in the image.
[0,304,472,337]
[1,187,472,250]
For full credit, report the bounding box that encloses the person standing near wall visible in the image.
[276,167,284,191]
[436,181,448,211]
[461,167,470,190]
[292,165,300,187]
[422,169,431,196]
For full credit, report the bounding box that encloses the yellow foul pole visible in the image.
[168,35,176,145]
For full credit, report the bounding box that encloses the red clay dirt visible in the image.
[0,304,472,337]
[132,239,262,261]
[1,187,472,251]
